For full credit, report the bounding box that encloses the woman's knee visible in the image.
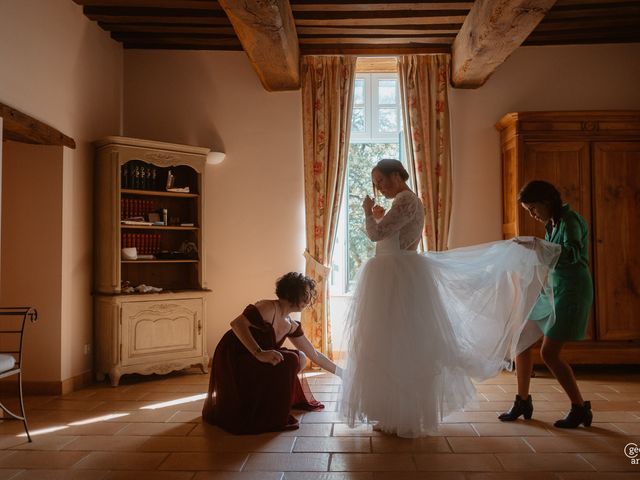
[540,342,561,365]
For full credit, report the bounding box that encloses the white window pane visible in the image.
[351,107,365,132]
[354,79,365,105]
[378,80,396,105]
[378,108,398,133]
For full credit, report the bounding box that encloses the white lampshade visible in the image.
[206,151,226,165]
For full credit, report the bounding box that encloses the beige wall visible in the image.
[0,0,122,386]
[1,143,64,381]
[448,43,640,247]
[124,50,306,350]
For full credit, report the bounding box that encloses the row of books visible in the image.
[121,199,157,220]
[121,233,161,255]
[121,162,162,191]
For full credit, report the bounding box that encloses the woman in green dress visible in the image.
[499,180,594,428]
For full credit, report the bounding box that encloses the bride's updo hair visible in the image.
[276,272,317,305]
[372,159,410,181]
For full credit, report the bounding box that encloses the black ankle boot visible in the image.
[554,401,592,428]
[498,394,533,421]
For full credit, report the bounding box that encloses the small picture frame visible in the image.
[148,212,161,223]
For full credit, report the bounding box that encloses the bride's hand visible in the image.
[372,205,385,220]
[362,195,375,214]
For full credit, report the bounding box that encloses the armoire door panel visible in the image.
[592,142,640,341]
[520,142,591,239]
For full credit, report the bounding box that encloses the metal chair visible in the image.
[0,307,37,442]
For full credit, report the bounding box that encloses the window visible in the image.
[330,73,405,296]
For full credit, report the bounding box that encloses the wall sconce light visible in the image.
[206,151,226,165]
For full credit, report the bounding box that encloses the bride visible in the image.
[339,159,560,438]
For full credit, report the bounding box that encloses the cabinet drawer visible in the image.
[120,298,203,366]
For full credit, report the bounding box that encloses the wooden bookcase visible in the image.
[496,111,640,364]
[93,136,210,386]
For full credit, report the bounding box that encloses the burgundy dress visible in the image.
[202,304,324,434]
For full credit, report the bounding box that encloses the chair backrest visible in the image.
[0,307,38,372]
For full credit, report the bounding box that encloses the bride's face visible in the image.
[372,170,400,199]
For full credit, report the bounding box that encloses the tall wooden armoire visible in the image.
[497,111,640,364]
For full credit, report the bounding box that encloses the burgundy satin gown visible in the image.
[202,304,323,434]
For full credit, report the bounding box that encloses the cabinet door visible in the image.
[121,298,203,366]
[520,141,594,339]
[520,142,591,238]
[592,142,640,341]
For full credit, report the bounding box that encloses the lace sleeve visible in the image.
[365,191,417,242]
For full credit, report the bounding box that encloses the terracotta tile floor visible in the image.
[0,367,639,479]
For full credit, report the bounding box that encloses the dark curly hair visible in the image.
[275,272,317,305]
[518,180,563,221]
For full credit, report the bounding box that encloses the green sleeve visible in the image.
[558,215,584,265]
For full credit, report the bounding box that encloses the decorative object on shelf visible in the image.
[121,247,137,260]
[179,241,199,260]
[94,136,210,386]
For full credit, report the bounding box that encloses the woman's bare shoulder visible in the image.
[253,299,276,321]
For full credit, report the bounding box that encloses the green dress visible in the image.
[530,204,593,341]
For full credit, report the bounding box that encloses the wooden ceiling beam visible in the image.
[301,45,450,55]
[217,0,300,91]
[74,0,222,9]
[451,0,557,88]
[297,26,462,35]
[87,14,231,25]
[1,102,75,149]
[100,23,236,34]
[293,10,470,19]
[299,37,454,45]
[113,34,241,47]
[290,2,473,11]
[295,16,467,26]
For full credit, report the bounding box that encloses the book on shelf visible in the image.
[121,220,153,226]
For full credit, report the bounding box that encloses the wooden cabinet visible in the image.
[496,111,640,364]
[93,137,210,385]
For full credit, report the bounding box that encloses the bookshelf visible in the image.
[93,136,210,386]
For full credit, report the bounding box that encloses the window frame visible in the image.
[350,73,402,143]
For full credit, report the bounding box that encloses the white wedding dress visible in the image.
[339,190,560,437]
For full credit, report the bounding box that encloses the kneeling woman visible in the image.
[202,272,341,434]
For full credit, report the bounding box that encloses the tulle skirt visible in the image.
[339,238,560,437]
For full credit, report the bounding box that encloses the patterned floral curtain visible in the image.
[301,55,356,357]
[398,54,453,251]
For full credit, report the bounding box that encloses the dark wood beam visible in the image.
[100,23,236,35]
[290,2,473,12]
[451,0,557,88]
[1,103,75,149]
[295,15,467,26]
[74,0,222,9]
[297,25,461,35]
[301,45,450,55]
[299,36,454,45]
[217,0,300,91]
[112,33,241,49]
